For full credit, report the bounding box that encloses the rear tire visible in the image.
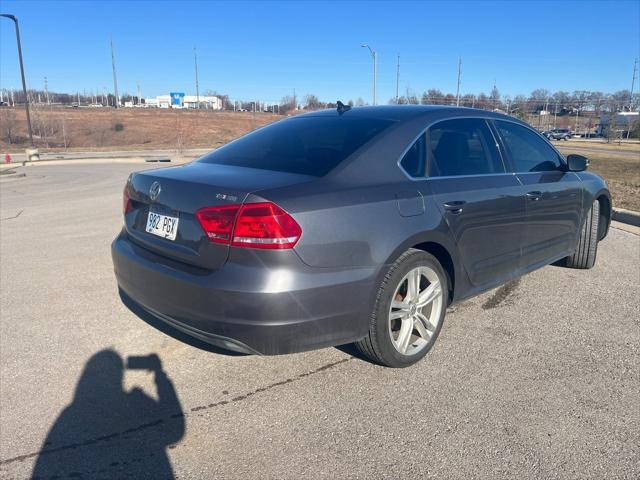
[355,249,448,368]
[565,200,600,269]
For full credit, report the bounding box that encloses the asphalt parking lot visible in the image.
[1,162,638,479]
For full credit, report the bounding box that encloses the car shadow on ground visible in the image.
[32,349,185,479]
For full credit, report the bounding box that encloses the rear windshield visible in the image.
[198,116,395,176]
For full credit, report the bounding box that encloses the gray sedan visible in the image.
[112,105,611,367]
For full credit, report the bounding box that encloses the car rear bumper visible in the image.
[112,231,377,355]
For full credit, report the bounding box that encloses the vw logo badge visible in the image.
[149,181,161,202]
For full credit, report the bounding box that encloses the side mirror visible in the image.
[566,154,588,172]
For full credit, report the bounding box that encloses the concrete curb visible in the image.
[612,208,640,227]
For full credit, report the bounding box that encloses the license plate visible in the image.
[145,210,179,241]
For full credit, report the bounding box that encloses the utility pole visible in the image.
[44,76,50,105]
[0,14,34,146]
[629,57,637,111]
[395,54,400,104]
[110,35,120,108]
[193,47,200,109]
[136,81,141,105]
[455,56,462,107]
[361,44,377,105]
[627,57,637,139]
[544,95,549,129]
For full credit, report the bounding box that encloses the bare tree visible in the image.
[0,108,18,145]
[304,94,322,110]
[279,95,296,114]
[490,85,501,110]
[425,89,444,105]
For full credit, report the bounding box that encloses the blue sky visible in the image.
[1,0,638,104]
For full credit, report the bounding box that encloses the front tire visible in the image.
[355,249,448,368]
[565,200,600,269]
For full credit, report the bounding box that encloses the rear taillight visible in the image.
[196,202,302,249]
[123,186,132,215]
[232,202,302,249]
[195,205,240,244]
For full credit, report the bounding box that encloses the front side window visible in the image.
[198,116,394,177]
[494,120,563,172]
[427,118,503,177]
[399,133,427,178]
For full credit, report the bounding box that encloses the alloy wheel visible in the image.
[388,266,443,355]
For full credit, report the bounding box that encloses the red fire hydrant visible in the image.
[4,154,11,164]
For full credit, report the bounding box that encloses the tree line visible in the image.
[3,87,638,119]
[389,88,639,116]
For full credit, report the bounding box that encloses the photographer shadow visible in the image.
[32,350,184,480]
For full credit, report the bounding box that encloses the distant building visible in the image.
[182,95,222,109]
[598,111,639,135]
[139,93,222,110]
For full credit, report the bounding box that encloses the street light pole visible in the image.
[361,44,377,105]
[455,57,462,107]
[395,54,400,104]
[1,13,34,146]
[194,47,200,109]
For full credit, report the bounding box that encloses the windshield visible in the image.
[198,115,395,176]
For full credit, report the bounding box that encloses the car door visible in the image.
[492,120,583,270]
[413,118,525,288]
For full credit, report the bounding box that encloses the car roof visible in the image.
[296,104,520,123]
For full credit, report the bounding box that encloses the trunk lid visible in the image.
[125,162,314,270]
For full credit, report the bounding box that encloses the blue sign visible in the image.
[170,92,185,106]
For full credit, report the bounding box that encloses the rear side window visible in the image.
[400,133,427,177]
[427,119,503,177]
[494,120,563,172]
[198,116,394,176]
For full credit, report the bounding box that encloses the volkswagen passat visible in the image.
[112,105,611,367]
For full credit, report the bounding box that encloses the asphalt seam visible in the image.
[0,209,24,221]
[0,357,353,466]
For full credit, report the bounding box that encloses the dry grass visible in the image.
[0,107,281,152]
[562,149,640,211]
[559,140,640,151]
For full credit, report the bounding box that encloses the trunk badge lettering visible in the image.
[216,193,238,202]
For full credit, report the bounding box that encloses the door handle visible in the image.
[443,200,466,214]
[525,191,542,201]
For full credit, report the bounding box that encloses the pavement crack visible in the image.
[482,278,521,310]
[0,357,353,466]
[0,209,24,221]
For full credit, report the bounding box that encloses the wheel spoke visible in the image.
[407,270,419,302]
[416,312,436,333]
[413,315,431,339]
[417,281,441,307]
[396,318,413,354]
[389,310,407,321]
[391,300,411,311]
